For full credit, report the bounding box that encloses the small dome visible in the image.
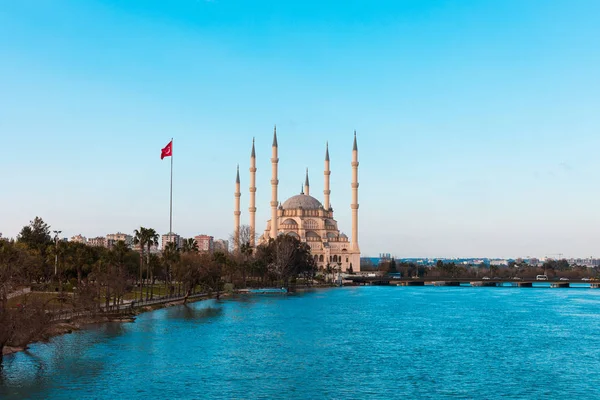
[282,194,323,210]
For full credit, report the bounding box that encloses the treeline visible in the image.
[377,258,597,279]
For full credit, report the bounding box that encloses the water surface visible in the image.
[2,286,600,399]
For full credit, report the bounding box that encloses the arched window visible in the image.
[286,231,300,239]
[306,231,321,241]
[304,219,318,229]
[282,218,298,226]
[319,255,324,262]
[333,255,338,263]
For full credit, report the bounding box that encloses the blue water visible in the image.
[2,286,600,399]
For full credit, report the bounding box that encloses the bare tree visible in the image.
[229,225,255,254]
[273,236,298,288]
[0,240,49,366]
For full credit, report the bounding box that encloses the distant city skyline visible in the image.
[2,1,600,258]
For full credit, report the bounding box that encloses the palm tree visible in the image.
[133,227,148,302]
[182,238,198,253]
[71,242,92,285]
[145,228,159,300]
[162,242,179,295]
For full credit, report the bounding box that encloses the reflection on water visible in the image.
[164,302,223,321]
[2,287,600,399]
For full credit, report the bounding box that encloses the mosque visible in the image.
[234,126,361,273]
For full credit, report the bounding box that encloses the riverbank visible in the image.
[1,292,219,358]
[2,285,334,358]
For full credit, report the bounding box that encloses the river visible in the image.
[2,286,600,399]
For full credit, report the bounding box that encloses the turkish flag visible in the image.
[161,140,173,160]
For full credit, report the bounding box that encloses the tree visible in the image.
[489,264,499,277]
[109,240,131,305]
[182,238,198,253]
[17,217,51,250]
[267,235,315,289]
[557,259,571,271]
[133,227,147,301]
[0,240,49,366]
[133,227,159,301]
[145,229,159,300]
[162,242,179,295]
[230,224,255,254]
[17,217,52,280]
[212,251,227,299]
[70,242,93,284]
[388,258,398,274]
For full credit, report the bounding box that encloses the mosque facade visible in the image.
[234,127,360,273]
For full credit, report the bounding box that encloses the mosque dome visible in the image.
[282,194,323,210]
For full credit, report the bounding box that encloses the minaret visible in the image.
[249,138,257,247]
[234,164,241,251]
[270,125,279,239]
[304,168,310,196]
[351,131,360,252]
[324,142,331,210]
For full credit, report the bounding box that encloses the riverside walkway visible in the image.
[49,292,210,322]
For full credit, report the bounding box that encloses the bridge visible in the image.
[343,276,600,288]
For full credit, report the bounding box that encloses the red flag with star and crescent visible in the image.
[161,140,172,160]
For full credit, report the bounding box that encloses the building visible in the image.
[70,234,87,244]
[162,232,182,250]
[194,235,214,252]
[214,239,229,252]
[87,236,106,247]
[132,242,160,254]
[106,232,133,248]
[233,127,361,272]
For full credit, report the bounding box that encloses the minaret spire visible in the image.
[234,164,241,251]
[270,125,279,239]
[249,138,257,247]
[351,131,360,254]
[324,141,331,211]
[304,168,310,196]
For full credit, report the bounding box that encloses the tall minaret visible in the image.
[304,168,310,196]
[351,131,360,251]
[324,142,331,210]
[270,125,279,239]
[249,138,257,247]
[234,164,241,251]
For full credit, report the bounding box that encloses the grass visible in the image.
[9,284,208,310]
[122,284,197,301]
[8,292,75,310]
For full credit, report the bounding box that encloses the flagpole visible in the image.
[169,138,173,236]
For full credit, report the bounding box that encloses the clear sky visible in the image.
[1,0,599,258]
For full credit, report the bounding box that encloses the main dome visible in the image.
[282,194,323,210]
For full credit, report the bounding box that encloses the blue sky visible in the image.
[1,0,599,258]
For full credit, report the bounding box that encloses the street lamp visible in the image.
[53,230,62,276]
